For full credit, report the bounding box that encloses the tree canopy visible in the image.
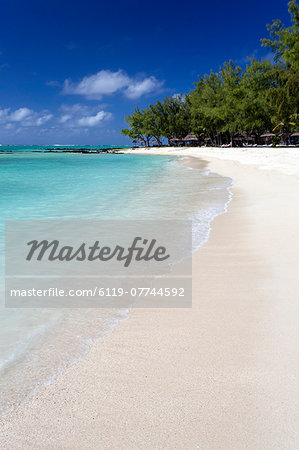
[121,1,299,146]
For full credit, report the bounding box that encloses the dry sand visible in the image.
[0,147,299,449]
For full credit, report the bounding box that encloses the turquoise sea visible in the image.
[0,146,231,414]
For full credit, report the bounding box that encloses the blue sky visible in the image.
[0,0,291,145]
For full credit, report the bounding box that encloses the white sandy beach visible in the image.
[0,147,299,449]
[126,145,299,176]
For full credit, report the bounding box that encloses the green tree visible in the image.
[159,95,191,141]
[261,0,299,70]
[121,108,156,146]
[218,61,243,141]
[189,70,224,145]
[239,59,273,135]
[261,0,299,133]
[121,1,298,147]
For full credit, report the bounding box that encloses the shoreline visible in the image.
[123,146,299,176]
[1,147,299,448]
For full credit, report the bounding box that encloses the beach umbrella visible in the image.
[260,132,275,138]
[290,131,299,144]
[260,132,276,144]
[279,132,291,144]
[261,131,276,145]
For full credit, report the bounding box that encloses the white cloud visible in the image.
[58,103,112,128]
[124,76,163,99]
[63,70,129,100]
[59,114,72,123]
[63,70,164,100]
[10,107,32,122]
[0,102,113,139]
[77,111,112,127]
[0,106,53,127]
[0,107,10,121]
[35,114,53,126]
[60,103,96,115]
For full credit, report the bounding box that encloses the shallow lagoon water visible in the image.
[0,151,231,413]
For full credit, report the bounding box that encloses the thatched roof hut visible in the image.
[132,139,140,147]
[169,136,180,141]
[183,132,198,141]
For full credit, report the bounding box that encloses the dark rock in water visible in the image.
[43,147,124,154]
[0,148,124,155]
